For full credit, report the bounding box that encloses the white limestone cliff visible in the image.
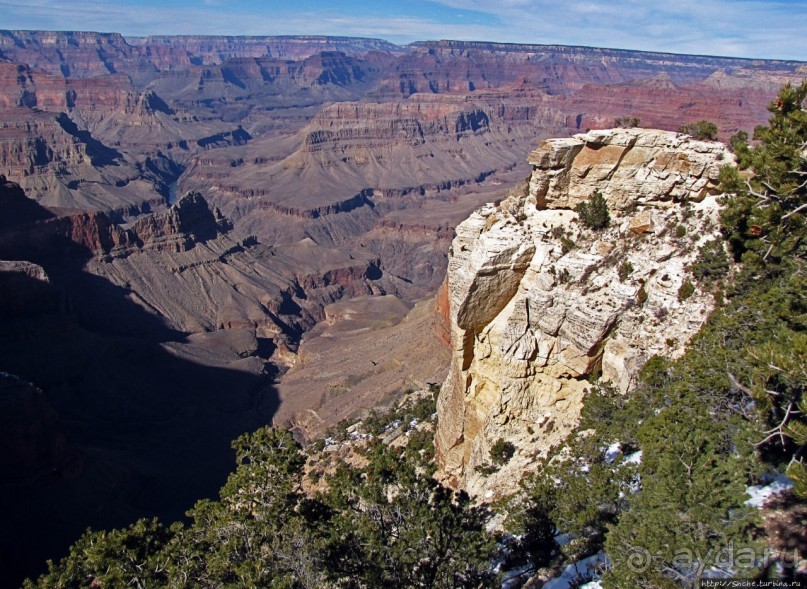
[435,128,732,497]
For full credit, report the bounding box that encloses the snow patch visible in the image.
[604,442,621,463]
[623,450,643,465]
[555,532,574,547]
[543,551,607,589]
[744,474,793,508]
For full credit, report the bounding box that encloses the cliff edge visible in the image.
[435,128,733,497]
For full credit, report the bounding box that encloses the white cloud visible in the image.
[422,0,807,59]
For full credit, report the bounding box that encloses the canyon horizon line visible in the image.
[5,30,807,64]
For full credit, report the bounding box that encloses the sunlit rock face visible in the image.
[435,128,731,498]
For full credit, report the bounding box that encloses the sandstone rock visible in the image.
[435,128,731,498]
[629,209,655,234]
[528,128,729,212]
[0,260,61,319]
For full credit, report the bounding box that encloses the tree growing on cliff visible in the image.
[720,80,807,270]
[691,238,730,286]
[26,416,498,588]
[490,438,516,465]
[678,119,719,140]
[159,427,330,587]
[24,519,174,589]
[324,438,496,588]
[718,80,807,499]
[575,189,611,229]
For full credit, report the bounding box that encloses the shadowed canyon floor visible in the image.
[0,181,283,586]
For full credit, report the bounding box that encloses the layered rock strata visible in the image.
[435,128,732,497]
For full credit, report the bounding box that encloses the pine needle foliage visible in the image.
[575,189,611,229]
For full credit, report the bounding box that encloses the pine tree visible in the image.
[324,439,496,588]
[718,81,807,497]
[678,120,719,140]
[575,189,611,229]
[720,81,807,269]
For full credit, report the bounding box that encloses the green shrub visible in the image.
[476,463,499,476]
[489,438,516,465]
[574,190,611,229]
[560,236,576,253]
[678,119,719,140]
[692,239,730,285]
[728,129,749,154]
[678,279,695,301]
[618,260,633,282]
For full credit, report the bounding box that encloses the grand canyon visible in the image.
[1,29,805,587]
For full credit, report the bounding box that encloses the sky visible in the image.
[1,0,806,61]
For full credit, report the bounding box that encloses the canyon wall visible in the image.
[1,32,804,305]
[435,128,732,497]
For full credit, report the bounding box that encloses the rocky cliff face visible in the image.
[435,128,731,497]
[125,35,400,64]
[0,181,224,259]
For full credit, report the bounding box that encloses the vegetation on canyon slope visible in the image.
[507,81,806,587]
[25,394,496,589]
[25,83,806,588]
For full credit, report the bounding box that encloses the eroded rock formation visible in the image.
[1,32,804,308]
[435,128,731,497]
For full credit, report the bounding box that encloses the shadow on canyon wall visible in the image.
[0,197,279,588]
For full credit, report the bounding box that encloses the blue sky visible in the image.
[1,0,806,60]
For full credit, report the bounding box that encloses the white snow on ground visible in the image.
[745,474,793,507]
[384,419,402,431]
[603,444,642,466]
[555,533,574,546]
[604,442,621,463]
[543,551,608,589]
[501,564,534,589]
[623,450,642,465]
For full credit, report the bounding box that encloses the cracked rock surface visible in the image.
[435,128,732,497]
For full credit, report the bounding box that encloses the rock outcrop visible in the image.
[0,260,62,319]
[435,128,732,497]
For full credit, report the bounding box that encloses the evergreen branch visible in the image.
[782,201,807,220]
[755,401,796,447]
[727,372,754,396]
[744,180,771,201]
